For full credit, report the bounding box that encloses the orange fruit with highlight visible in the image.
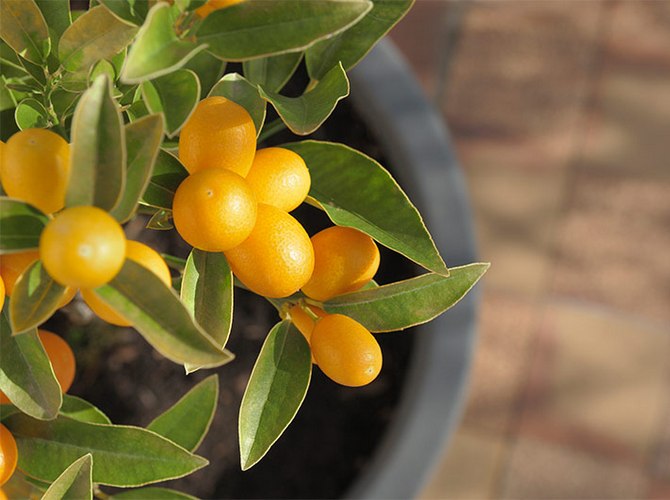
[40,206,126,289]
[173,168,257,252]
[225,204,314,298]
[1,128,70,214]
[195,0,243,18]
[179,96,256,177]
[38,330,76,394]
[0,424,17,486]
[82,241,171,326]
[289,304,327,345]
[311,314,382,387]
[302,226,380,301]
[245,147,310,212]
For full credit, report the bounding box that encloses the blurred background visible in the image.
[389,1,670,498]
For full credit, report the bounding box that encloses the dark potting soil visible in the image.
[46,81,418,499]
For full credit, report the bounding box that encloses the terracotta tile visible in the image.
[419,427,508,500]
[552,172,670,323]
[502,436,648,499]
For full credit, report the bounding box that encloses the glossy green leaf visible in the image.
[197,0,372,61]
[0,0,50,64]
[60,395,111,425]
[35,0,71,44]
[142,69,200,137]
[181,250,233,350]
[67,74,126,211]
[42,454,93,500]
[146,208,173,230]
[111,487,196,500]
[5,414,208,487]
[243,51,302,93]
[59,5,137,73]
[141,150,188,210]
[324,263,489,332]
[15,98,48,129]
[91,260,234,368]
[18,54,47,86]
[9,261,68,334]
[121,3,207,83]
[99,0,151,25]
[109,114,164,222]
[239,321,311,470]
[285,141,449,276]
[183,50,225,98]
[0,197,48,253]
[89,59,116,84]
[259,62,348,135]
[306,0,414,80]
[0,310,62,420]
[209,73,265,136]
[148,375,218,452]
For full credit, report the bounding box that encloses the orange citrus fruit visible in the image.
[40,206,126,288]
[0,251,40,296]
[225,203,314,298]
[82,241,171,326]
[1,128,70,214]
[173,168,257,251]
[245,147,310,212]
[38,330,76,393]
[289,304,327,345]
[311,314,382,387]
[0,276,4,313]
[302,226,380,302]
[0,424,17,486]
[195,0,243,18]
[179,96,256,177]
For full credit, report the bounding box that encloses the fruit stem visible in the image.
[257,118,287,143]
[300,302,321,322]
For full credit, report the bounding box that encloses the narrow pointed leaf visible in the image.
[243,51,302,93]
[5,414,208,487]
[239,321,311,470]
[35,0,71,47]
[91,260,234,368]
[42,454,93,500]
[141,150,188,210]
[0,198,48,252]
[15,98,48,129]
[0,310,62,420]
[148,375,218,452]
[67,74,126,211]
[209,73,265,136]
[59,5,137,73]
[9,260,68,334]
[110,114,164,222]
[121,3,207,83]
[111,488,196,500]
[306,0,414,80]
[197,0,372,61]
[0,0,50,64]
[324,263,489,332]
[285,141,448,275]
[141,69,200,137]
[60,395,111,425]
[259,62,348,135]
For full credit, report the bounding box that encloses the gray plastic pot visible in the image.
[344,40,480,499]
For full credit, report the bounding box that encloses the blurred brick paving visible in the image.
[390,1,670,498]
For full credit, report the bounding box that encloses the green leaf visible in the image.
[42,454,93,500]
[5,414,208,487]
[243,51,302,93]
[0,197,48,253]
[89,59,116,84]
[142,69,200,137]
[183,50,225,98]
[58,5,137,73]
[0,77,16,112]
[306,0,414,80]
[0,0,50,64]
[209,73,265,136]
[35,0,71,46]
[60,395,111,425]
[51,89,80,122]
[239,321,311,470]
[111,487,196,500]
[259,62,349,135]
[109,114,164,223]
[180,250,233,350]
[285,141,449,276]
[197,0,372,61]
[67,74,126,211]
[147,375,218,452]
[141,150,188,210]
[99,0,151,25]
[145,208,173,230]
[18,54,47,86]
[14,97,48,129]
[0,310,62,420]
[9,260,68,334]
[121,3,207,84]
[324,263,489,332]
[91,260,234,368]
